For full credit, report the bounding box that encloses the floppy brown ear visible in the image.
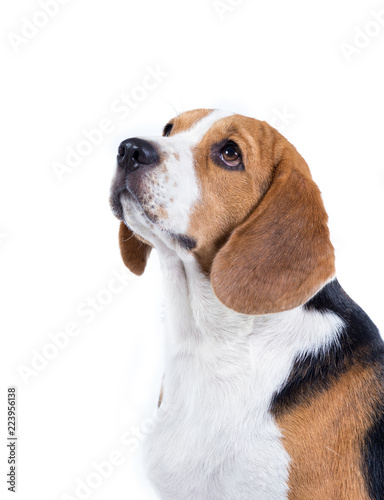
[211,147,335,315]
[119,222,152,275]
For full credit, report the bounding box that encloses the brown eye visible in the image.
[211,140,244,171]
[221,142,242,167]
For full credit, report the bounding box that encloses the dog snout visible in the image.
[117,138,160,172]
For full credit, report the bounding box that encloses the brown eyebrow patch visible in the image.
[170,109,213,135]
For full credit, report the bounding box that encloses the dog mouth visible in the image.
[110,165,155,223]
[109,182,155,226]
[109,184,127,221]
[109,174,197,251]
[109,167,145,222]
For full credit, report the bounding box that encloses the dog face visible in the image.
[110,109,335,315]
[110,109,275,263]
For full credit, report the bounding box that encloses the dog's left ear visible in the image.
[211,146,335,315]
[119,222,152,276]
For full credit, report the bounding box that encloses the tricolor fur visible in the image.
[110,109,384,499]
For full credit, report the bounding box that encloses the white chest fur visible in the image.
[143,256,343,500]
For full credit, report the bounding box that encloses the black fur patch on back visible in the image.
[362,381,384,500]
[270,279,383,416]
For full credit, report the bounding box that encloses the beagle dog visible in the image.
[110,109,384,500]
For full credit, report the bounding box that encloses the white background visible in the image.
[1,0,384,499]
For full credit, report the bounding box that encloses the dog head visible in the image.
[110,109,335,315]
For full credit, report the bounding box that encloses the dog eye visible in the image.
[220,142,242,168]
[163,123,173,137]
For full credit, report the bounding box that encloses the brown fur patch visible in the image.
[167,109,213,136]
[188,116,275,273]
[277,364,380,499]
[186,115,335,314]
[119,222,152,275]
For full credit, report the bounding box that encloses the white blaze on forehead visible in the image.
[175,109,235,142]
[157,109,234,234]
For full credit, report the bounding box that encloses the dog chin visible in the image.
[118,193,197,252]
[119,193,154,234]
[110,190,141,223]
[109,193,125,221]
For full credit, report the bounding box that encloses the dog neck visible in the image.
[157,249,343,396]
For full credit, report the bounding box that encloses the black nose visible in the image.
[117,138,160,172]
